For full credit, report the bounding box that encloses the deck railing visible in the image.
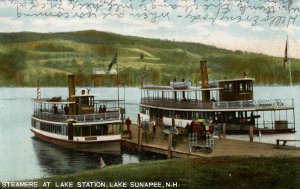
[33,111,120,123]
[141,98,294,110]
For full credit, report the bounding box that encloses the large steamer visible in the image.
[139,60,295,134]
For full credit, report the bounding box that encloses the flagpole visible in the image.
[288,57,293,98]
[287,36,293,97]
[117,50,119,109]
[284,36,293,98]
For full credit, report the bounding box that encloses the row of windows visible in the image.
[80,96,94,106]
[32,119,120,137]
[32,119,66,135]
[224,82,253,92]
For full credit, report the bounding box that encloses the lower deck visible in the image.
[139,105,296,133]
[31,116,122,154]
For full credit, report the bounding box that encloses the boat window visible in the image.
[228,83,233,92]
[82,127,90,136]
[81,97,87,105]
[239,83,243,91]
[245,82,252,91]
[224,83,233,92]
[238,82,253,92]
[91,125,102,136]
[74,127,81,136]
[88,97,94,106]
[108,124,119,134]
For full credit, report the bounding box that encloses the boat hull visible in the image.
[31,129,121,155]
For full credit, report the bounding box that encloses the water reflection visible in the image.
[31,137,166,177]
[31,137,122,176]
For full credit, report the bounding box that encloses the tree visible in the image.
[0,49,27,85]
[140,52,144,60]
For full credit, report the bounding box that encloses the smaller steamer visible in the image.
[31,74,124,154]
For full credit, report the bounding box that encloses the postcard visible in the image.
[0,0,299,188]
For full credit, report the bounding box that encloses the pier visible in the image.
[121,124,300,158]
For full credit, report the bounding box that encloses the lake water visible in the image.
[0,86,299,181]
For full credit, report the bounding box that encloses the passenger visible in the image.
[210,97,216,102]
[190,120,195,134]
[64,105,69,115]
[250,112,255,125]
[142,121,150,144]
[125,117,132,139]
[103,105,106,112]
[170,125,178,150]
[151,121,156,135]
[52,104,58,114]
[209,117,214,125]
[99,105,103,113]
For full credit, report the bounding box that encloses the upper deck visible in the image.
[32,98,122,124]
[140,79,293,111]
[140,98,294,111]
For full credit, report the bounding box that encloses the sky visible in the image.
[0,0,300,58]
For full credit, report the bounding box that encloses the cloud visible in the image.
[238,22,265,32]
[1,17,22,26]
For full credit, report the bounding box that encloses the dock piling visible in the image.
[249,126,254,142]
[167,118,176,159]
[222,123,226,139]
[167,134,172,159]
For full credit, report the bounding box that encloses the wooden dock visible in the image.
[121,124,300,158]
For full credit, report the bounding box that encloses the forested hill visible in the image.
[0,30,298,86]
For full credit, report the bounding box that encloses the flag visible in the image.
[99,157,106,168]
[140,67,146,87]
[283,37,288,69]
[37,78,40,99]
[107,53,117,71]
[142,70,146,80]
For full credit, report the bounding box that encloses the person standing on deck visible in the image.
[170,125,178,150]
[151,120,156,135]
[190,120,195,134]
[125,117,132,139]
[142,121,150,144]
[64,105,69,115]
[99,105,103,113]
[52,104,58,114]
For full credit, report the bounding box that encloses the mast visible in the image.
[200,60,210,102]
[68,74,76,115]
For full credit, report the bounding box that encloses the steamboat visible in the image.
[139,60,296,134]
[31,74,123,154]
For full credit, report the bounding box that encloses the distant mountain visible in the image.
[0,30,298,86]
